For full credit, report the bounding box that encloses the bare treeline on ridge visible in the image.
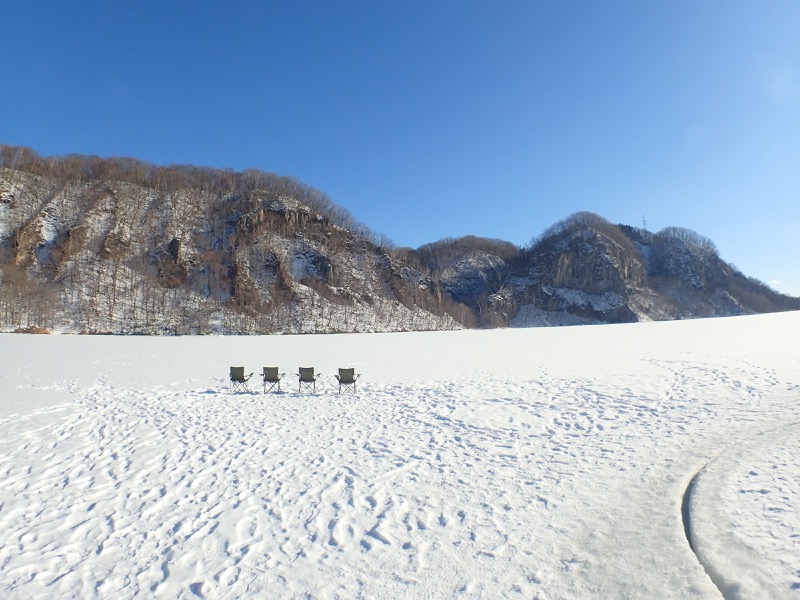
[1,144,796,335]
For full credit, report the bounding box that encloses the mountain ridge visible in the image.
[2,145,797,334]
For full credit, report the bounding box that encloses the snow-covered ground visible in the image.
[1,313,798,599]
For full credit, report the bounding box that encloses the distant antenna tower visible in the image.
[642,215,647,232]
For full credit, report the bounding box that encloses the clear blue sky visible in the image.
[2,1,799,296]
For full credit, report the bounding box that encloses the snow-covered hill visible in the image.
[0,155,461,334]
[416,213,799,327]
[1,147,797,334]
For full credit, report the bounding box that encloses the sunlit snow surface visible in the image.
[1,313,798,599]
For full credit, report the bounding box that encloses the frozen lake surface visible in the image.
[1,312,798,598]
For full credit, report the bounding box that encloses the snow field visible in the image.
[0,313,798,598]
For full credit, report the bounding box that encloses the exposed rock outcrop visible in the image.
[1,146,797,333]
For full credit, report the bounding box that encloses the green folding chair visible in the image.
[230,366,252,392]
[335,368,360,395]
[262,366,284,393]
[298,367,318,393]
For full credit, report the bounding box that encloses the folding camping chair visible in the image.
[335,368,360,395]
[230,366,253,392]
[298,367,319,393]
[262,366,283,393]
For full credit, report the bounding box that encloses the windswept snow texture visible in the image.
[1,313,798,599]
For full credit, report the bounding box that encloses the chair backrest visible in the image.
[338,368,356,383]
[230,366,245,381]
[299,367,315,381]
[263,366,279,381]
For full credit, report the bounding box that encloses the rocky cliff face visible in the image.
[413,213,799,327]
[1,147,797,334]
[0,150,462,333]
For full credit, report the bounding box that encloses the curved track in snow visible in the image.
[683,422,800,600]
